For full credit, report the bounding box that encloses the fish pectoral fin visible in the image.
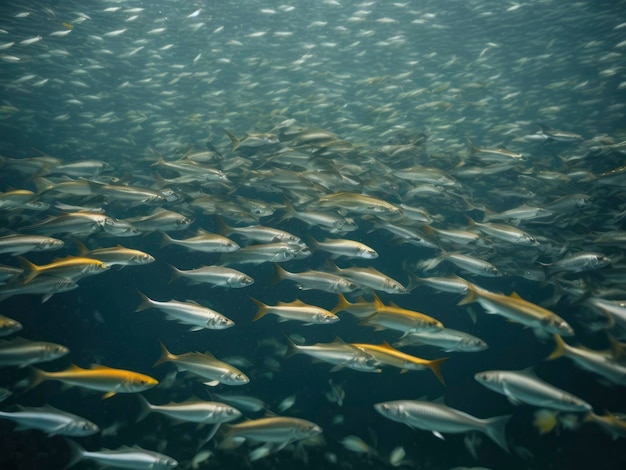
[432,431,445,441]
[204,380,220,387]
[102,391,117,399]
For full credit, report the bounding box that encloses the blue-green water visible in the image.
[1,1,626,469]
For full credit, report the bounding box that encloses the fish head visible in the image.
[224,241,241,252]
[44,239,65,250]
[360,247,379,259]
[158,456,179,469]
[465,337,488,351]
[297,421,323,438]
[544,316,575,337]
[316,312,339,324]
[237,275,254,286]
[486,266,502,277]
[341,280,359,292]
[211,317,235,330]
[374,401,403,420]
[71,419,100,436]
[176,217,194,229]
[474,370,499,388]
[225,371,250,385]
[293,245,312,259]
[385,281,407,294]
[130,374,159,391]
[45,343,70,360]
[136,253,155,264]
[220,405,243,422]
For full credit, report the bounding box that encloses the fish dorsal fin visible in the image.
[509,292,523,300]
[431,395,446,405]
[372,292,384,308]
[332,336,347,345]
[379,341,399,352]
[68,364,86,372]
[287,299,309,307]
[518,366,538,377]
[89,364,115,370]
[202,350,216,359]
[185,299,201,305]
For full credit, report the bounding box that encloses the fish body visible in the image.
[395,328,487,352]
[137,395,241,424]
[0,337,68,367]
[475,369,592,412]
[67,440,178,469]
[221,416,322,444]
[136,292,234,330]
[0,406,98,436]
[162,231,240,253]
[273,264,357,293]
[374,400,510,452]
[0,234,64,256]
[251,298,338,324]
[17,256,109,283]
[155,342,249,386]
[547,335,626,386]
[29,364,158,398]
[351,342,447,384]
[170,265,254,288]
[286,337,380,373]
[364,294,443,333]
[459,284,574,337]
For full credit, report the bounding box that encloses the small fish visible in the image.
[0,337,68,367]
[66,440,177,469]
[28,364,158,398]
[170,265,254,288]
[0,405,99,436]
[0,314,23,336]
[154,342,249,386]
[375,400,510,452]
[475,369,592,412]
[136,395,241,424]
[251,297,339,325]
[136,292,234,330]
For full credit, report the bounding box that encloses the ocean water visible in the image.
[1,1,626,469]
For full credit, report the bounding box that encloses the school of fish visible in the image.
[1,1,626,469]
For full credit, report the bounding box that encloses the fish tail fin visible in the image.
[168,264,181,283]
[224,129,240,151]
[466,137,481,155]
[33,176,55,195]
[271,263,288,285]
[484,414,511,452]
[546,334,568,361]
[154,341,174,367]
[416,256,442,272]
[216,216,233,236]
[250,297,269,321]
[284,335,300,359]
[332,293,352,314]
[160,232,174,249]
[136,394,153,422]
[465,215,477,229]
[73,237,89,256]
[24,366,48,393]
[457,283,479,306]
[135,291,153,312]
[306,235,320,251]
[16,256,41,284]
[532,409,559,435]
[63,438,86,469]
[427,357,449,386]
